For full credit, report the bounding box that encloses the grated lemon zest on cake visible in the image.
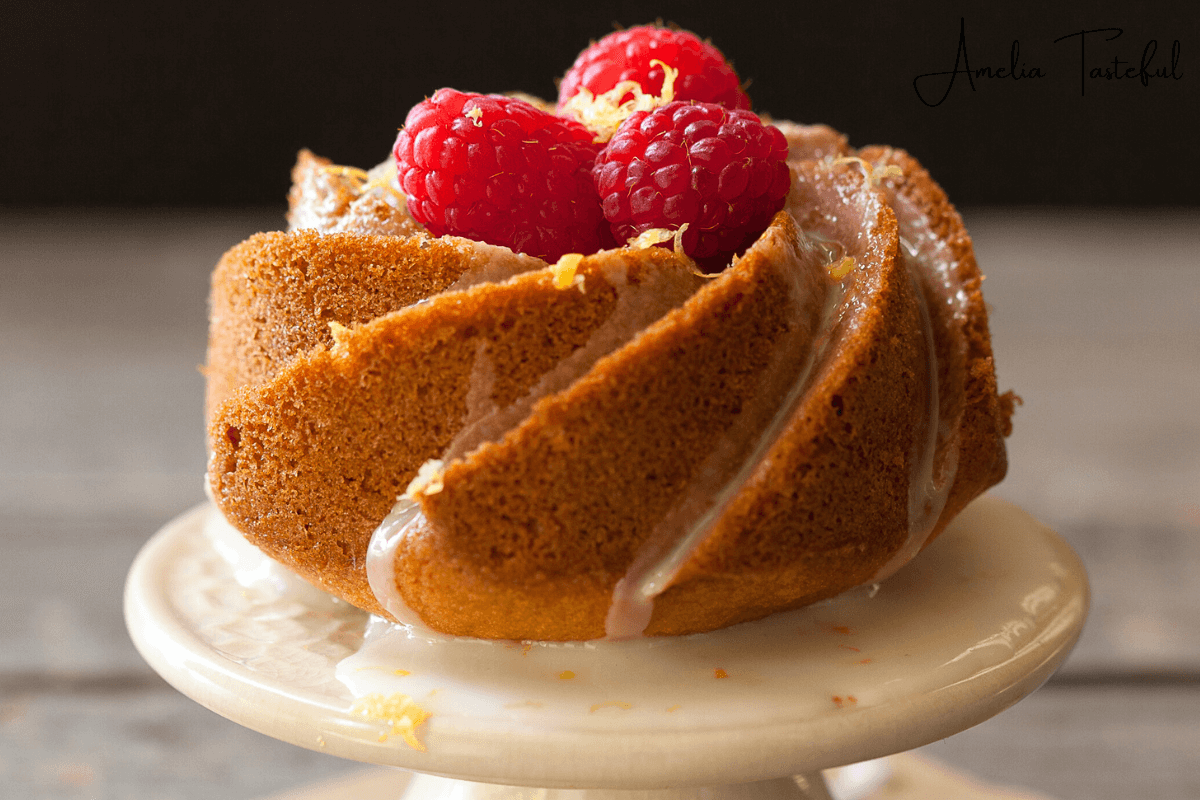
[830,156,905,187]
[561,61,678,143]
[328,321,352,349]
[319,163,408,205]
[628,228,675,249]
[406,459,445,499]
[671,223,690,257]
[350,693,430,751]
[629,223,692,258]
[319,165,371,188]
[360,175,409,206]
[628,224,712,277]
[876,164,904,182]
[830,156,871,178]
[829,256,856,279]
[551,253,585,290]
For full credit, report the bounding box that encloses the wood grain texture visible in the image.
[1,208,1196,798]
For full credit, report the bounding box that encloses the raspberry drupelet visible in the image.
[394,89,608,262]
[593,101,792,269]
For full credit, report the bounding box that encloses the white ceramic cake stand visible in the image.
[125,495,1087,799]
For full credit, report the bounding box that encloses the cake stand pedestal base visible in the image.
[401,773,831,799]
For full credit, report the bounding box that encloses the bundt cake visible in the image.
[204,26,1015,641]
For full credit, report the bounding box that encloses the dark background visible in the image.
[4,0,1196,207]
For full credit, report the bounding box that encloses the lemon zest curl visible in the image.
[561,61,678,144]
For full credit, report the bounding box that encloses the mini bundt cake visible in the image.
[204,26,1015,641]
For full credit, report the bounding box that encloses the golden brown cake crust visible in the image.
[642,152,1015,636]
[208,247,703,614]
[645,162,917,634]
[402,212,825,639]
[395,156,1013,639]
[858,145,1012,526]
[205,139,1014,642]
[204,229,543,419]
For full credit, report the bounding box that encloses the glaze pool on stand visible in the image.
[124,496,1087,798]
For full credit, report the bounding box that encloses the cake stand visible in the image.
[125,495,1088,799]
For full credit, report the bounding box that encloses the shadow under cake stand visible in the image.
[125,495,1088,799]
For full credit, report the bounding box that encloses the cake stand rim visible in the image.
[124,496,1089,788]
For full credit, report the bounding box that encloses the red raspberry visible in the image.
[558,25,750,112]
[393,89,607,261]
[593,101,791,269]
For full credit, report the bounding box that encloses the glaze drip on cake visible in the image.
[604,202,849,638]
[366,497,429,630]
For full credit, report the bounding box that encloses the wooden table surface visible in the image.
[1,208,1197,799]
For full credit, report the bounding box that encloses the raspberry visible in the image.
[593,101,791,269]
[558,25,750,112]
[393,89,607,261]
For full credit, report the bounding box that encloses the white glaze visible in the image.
[888,189,972,326]
[605,223,844,638]
[865,239,950,585]
[867,186,970,583]
[365,497,442,631]
[441,238,547,294]
[201,503,345,610]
